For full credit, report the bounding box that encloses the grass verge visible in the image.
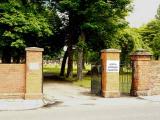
[43,64,92,88]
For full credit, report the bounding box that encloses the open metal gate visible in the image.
[91,64,101,95]
[119,62,132,95]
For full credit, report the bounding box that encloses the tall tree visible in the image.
[139,4,160,59]
[139,20,160,59]
[55,0,132,79]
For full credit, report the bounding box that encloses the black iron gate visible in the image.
[91,64,101,95]
[91,62,132,96]
[119,62,132,95]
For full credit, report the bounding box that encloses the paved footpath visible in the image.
[43,81,146,107]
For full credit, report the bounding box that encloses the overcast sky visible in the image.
[126,0,160,28]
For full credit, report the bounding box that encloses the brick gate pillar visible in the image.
[25,47,44,99]
[101,49,121,97]
[130,49,152,96]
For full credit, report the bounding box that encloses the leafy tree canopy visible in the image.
[54,0,133,50]
[117,28,150,62]
[0,0,63,62]
[0,0,54,47]
[139,19,160,59]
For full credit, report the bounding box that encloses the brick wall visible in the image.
[148,61,160,95]
[0,64,25,98]
[131,50,160,96]
[0,47,43,99]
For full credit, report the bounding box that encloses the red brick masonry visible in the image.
[0,47,43,99]
[0,64,25,98]
[131,50,160,96]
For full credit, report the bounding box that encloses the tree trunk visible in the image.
[66,45,73,78]
[77,32,85,80]
[60,50,68,76]
[82,53,86,70]
[77,48,83,80]
[66,12,78,78]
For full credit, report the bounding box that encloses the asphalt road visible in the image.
[0,102,160,120]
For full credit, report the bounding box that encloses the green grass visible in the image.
[43,64,92,85]
[43,64,91,75]
[73,76,91,88]
[43,64,60,75]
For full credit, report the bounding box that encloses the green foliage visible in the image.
[116,28,150,62]
[86,51,100,63]
[0,0,57,60]
[137,5,160,59]
[0,0,134,64]
[56,0,133,50]
[153,33,160,57]
[0,0,53,46]
[84,0,132,49]
[119,28,143,50]
[139,19,160,59]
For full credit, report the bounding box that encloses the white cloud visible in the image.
[126,0,160,28]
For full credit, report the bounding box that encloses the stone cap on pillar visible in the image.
[25,47,44,52]
[130,49,152,61]
[130,49,152,56]
[101,49,121,53]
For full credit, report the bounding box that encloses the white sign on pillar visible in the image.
[106,60,119,72]
[29,63,40,70]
